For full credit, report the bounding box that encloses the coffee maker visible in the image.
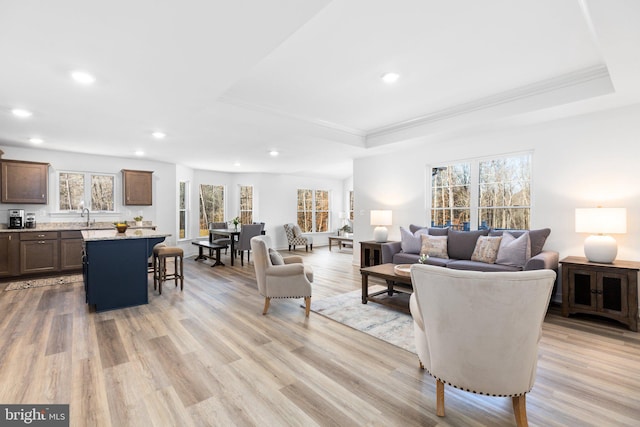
[8,209,25,229]
[25,212,36,228]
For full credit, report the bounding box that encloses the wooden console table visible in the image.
[328,236,353,251]
[561,256,639,331]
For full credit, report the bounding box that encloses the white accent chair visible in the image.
[409,264,556,427]
[250,235,313,316]
[283,223,313,252]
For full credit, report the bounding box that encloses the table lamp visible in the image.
[575,207,626,263]
[370,210,392,242]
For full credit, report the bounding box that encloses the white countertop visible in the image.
[82,228,171,241]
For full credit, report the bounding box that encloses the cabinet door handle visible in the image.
[38,241,46,244]
[37,234,45,237]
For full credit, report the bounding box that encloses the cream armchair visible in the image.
[250,235,313,316]
[409,264,556,427]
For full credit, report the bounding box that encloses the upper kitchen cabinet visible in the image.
[1,160,49,204]
[122,169,153,205]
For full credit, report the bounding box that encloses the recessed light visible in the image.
[29,138,43,144]
[269,150,279,157]
[381,72,400,84]
[71,70,96,85]
[234,162,241,167]
[135,150,144,156]
[12,108,32,118]
[152,131,166,139]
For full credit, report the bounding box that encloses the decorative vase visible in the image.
[136,221,143,227]
[234,224,238,231]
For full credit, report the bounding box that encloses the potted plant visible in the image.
[340,224,352,237]
[133,215,143,227]
[230,216,240,231]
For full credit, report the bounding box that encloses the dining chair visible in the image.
[236,223,264,266]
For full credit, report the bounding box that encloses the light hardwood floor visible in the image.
[1,247,639,426]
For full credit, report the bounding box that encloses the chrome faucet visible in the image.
[81,208,90,227]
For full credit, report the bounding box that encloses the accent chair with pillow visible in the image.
[250,235,313,316]
[410,263,556,426]
[283,223,313,252]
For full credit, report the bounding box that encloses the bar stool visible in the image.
[153,246,184,295]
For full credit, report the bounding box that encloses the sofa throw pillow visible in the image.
[269,248,284,265]
[489,228,550,256]
[420,234,449,259]
[400,226,426,254]
[292,224,302,237]
[409,224,449,236]
[495,231,531,268]
[447,229,489,260]
[409,224,426,234]
[470,236,503,264]
[428,227,449,236]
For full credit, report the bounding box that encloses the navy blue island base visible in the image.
[82,229,169,312]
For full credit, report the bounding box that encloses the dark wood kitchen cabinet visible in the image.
[60,231,83,271]
[0,233,20,277]
[19,231,59,275]
[1,160,49,204]
[122,169,153,205]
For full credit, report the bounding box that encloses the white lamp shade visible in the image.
[575,208,627,234]
[370,210,392,226]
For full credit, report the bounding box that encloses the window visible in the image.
[297,189,330,232]
[349,190,354,221]
[58,171,115,212]
[315,190,329,232]
[199,184,224,236]
[430,153,531,230]
[179,181,188,239]
[478,155,531,230]
[240,185,253,224]
[431,163,471,230]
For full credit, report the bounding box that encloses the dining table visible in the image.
[209,228,241,266]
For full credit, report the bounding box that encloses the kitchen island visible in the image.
[82,228,170,312]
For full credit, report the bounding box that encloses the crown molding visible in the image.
[365,64,611,140]
[217,94,366,138]
[219,64,610,149]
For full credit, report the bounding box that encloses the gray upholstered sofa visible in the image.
[381,225,559,273]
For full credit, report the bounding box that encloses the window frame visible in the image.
[428,151,532,231]
[178,181,189,240]
[198,183,225,236]
[296,188,331,233]
[239,185,254,225]
[56,170,117,213]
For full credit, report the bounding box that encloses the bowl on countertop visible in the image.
[115,223,128,233]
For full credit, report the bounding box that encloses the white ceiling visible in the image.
[1,0,639,179]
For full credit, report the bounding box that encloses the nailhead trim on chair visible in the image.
[266,295,310,299]
[420,364,530,397]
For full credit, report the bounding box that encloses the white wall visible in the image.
[0,146,345,255]
[0,145,178,245]
[353,103,640,299]
[190,171,344,252]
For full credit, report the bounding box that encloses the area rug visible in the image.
[4,274,83,291]
[311,286,416,353]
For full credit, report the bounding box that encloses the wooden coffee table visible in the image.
[360,263,413,304]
